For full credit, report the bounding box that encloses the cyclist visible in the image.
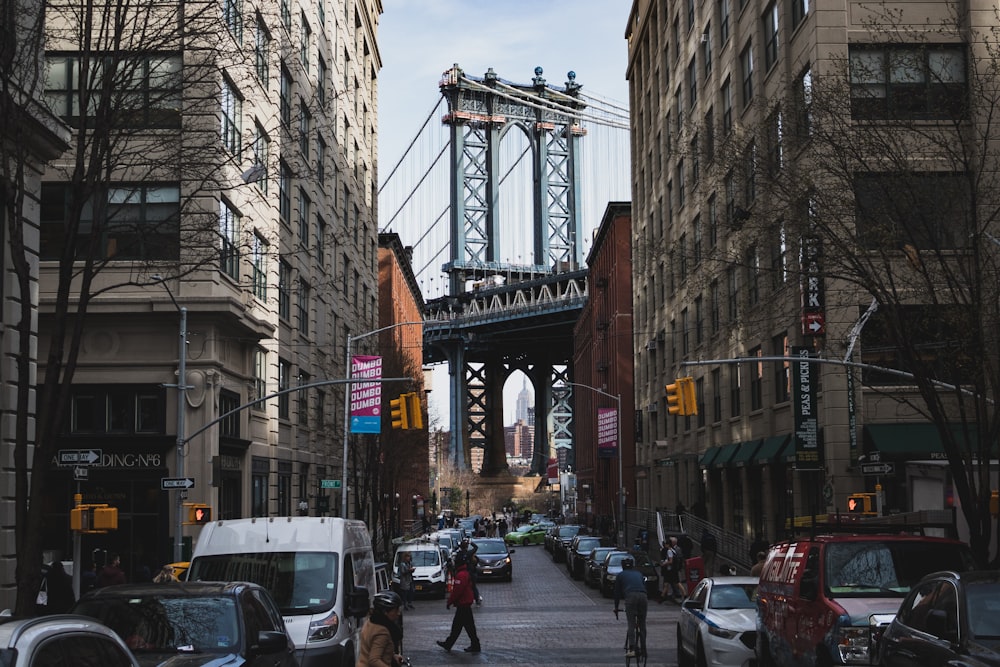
[612,556,648,659]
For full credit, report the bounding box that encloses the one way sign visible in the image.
[58,449,101,465]
[161,477,195,490]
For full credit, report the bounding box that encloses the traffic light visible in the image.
[665,380,686,415]
[390,394,409,429]
[188,504,212,524]
[405,392,424,429]
[847,493,874,514]
[70,505,118,532]
[680,377,698,416]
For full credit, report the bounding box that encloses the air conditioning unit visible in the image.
[646,339,657,351]
[700,33,709,43]
[647,403,658,412]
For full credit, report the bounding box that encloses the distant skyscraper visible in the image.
[515,378,533,424]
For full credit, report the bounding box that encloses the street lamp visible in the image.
[563,381,624,548]
[152,275,190,563]
[341,321,423,517]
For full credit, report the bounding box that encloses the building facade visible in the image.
[25,0,382,584]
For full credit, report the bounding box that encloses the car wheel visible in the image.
[696,636,708,667]
[676,625,693,667]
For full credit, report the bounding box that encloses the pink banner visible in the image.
[349,355,382,433]
[598,408,618,458]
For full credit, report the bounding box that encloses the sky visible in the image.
[376,0,634,426]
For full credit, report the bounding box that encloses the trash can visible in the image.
[685,555,704,589]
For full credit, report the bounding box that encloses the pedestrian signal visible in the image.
[188,504,212,524]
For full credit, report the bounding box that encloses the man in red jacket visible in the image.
[436,552,481,653]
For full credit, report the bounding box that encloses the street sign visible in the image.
[161,477,195,490]
[860,462,894,476]
[320,479,341,489]
[73,467,88,480]
[58,449,101,465]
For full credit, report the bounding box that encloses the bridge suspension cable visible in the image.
[378,97,445,197]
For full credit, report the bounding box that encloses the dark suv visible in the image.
[551,525,582,563]
[73,581,297,667]
[567,535,607,579]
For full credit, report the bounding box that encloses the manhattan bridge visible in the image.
[378,64,630,477]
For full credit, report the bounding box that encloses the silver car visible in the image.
[0,614,141,667]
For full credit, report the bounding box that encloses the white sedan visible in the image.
[676,576,759,667]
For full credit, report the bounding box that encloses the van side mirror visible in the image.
[346,586,370,618]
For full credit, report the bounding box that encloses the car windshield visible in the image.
[576,538,601,551]
[398,550,440,567]
[558,526,580,538]
[473,541,507,555]
[188,551,338,614]
[591,548,615,561]
[825,541,974,596]
[515,525,534,534]
[75,594,240,653]
[709,583,757,610]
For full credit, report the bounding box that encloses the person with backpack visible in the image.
[659,536,686,602]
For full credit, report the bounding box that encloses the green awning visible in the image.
[699,446,721,468]
[754,435,791,464]
[712,442,741,469]
[730,440,763,467]
[863,423,978,461]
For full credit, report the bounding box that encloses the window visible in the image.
[44,53,182,128]
[220,200,239,279]
[763,2,779,70]
[279,65,291,125]
[253,122,269,194]
[278,358,291,419]
[719,0,730,44]
[279,0,290,31]
[316,214,326,264]
[252,348,266,411]
[724,170,735,227]
[687,0,695,31]
[279,161,291,224]
[224,0,243,42]
[688,57,697,108]
[277,463,292,516]
[773,333,790,402]
[678,233,687,281]
[221,77,242,154]
[729,364,742,417]
[861,305,976,385]
[298,189,310,246]
[850,45,966,119]
[40,183,180,260]
[722,77,732,134]
[317,137,326,182]
[300,13,311,72]
[797,67,813,138]
[765,107,783,175]
[252,457,269,516]
[69,386,165,434]
[251,233,267,300]
[693,214,702,265]
[710,279,720,333]
[708,193,718,247]
[219,390,240,438]
[746,245,760,305]
[749,347,763,410]
[677,160,686,208]
[711,368,722,422]
[695,295,704,345]
[727,266,738,321]
[792,0,809,29]
[740,41,754,107]
[744,140,757,203]
[681,308,690,356]
[771,222,789,288]
[691,135,700,184]
[704,107,715,160]
[318,55,327,106]
[298,279,310,335]
[298,101,310,157]
[278,260,291,320]
[854,172,970,249]
[255,17,270,83]
[703,25,712,76]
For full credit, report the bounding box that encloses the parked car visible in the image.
[544,525,561,552]
[584,547,618,588]
[0,615,142,667]
[879,570,1000,667]
[392,540,449,598]
[72,581,298,667]
[504,523,548,546]
[567,536,608,579]
[470,538,514,581]
[756,532,976,667]
[676,576,758,667]
[600,550,660,598]
[551,525,582,563]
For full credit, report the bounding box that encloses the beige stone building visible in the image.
[13,0,382,587]
[626,0,993,548]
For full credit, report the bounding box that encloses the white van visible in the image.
[392,540,449,598]
[187,516,374,667]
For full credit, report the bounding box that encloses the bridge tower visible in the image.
[427,65,588,479]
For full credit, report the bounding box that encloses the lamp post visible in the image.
[152,275,189,563]
[341,321,423,517]
[563,381,624,548]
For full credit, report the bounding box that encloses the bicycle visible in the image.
[613,607,647,667]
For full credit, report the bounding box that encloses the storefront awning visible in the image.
[699,446,721,469]
[712,442,741,469]
[863,423,980,461]
[753,435,791,464]
[730,439,763,467]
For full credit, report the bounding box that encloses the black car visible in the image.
[471,538,514,581]
[73,581,298,667]
[551,525,582,563]
[600,550,661,598]
[880,570,1000,667]
[584,547,619,588]
[567,536,608,579]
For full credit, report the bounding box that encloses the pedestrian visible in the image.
[96,553,126,587]
[43,561,75,613]
[659,536,685,602]
[396,552,415,610]
[357,590,406,667]
[613,556,647,659]
[436,552,481,653]
[153,565,178,583]
[453,537,482,604]
[80,560,97,594]
[700,528,718,575]
[750,551,767,577]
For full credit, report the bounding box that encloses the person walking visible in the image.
[436,552,481,653]
[43,561,75,613]
[659,537,685,602]
[357,591,405,667]
[613,556,648,659]
[396,552,415,610]
[96,553,126,587]
[750,551,767,577]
